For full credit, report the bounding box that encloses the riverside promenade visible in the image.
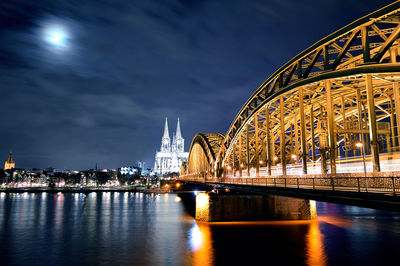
[0,186,174,194]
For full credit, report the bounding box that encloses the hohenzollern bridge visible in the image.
[179,2,400,210]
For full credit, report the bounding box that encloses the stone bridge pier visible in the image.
[195,192,316,222]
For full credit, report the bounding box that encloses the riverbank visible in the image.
[0,187,174,194]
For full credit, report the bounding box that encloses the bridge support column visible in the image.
[239,134,243,177]
[319,105,328,174]
[341,96,348,158]
[195,193,317,222]
[310,105,316,162]
[265,106,272,176]
[255,113,260,177]
[365,74,380,172]
[356,88,368,174]
[295,115,299,162]
[299,87,308,174]
[393,82,400,150]
[325,80,336,174]
[389,97,397,151]
[280,95,287,176]
[232,144,236,177]
[246,124,250,177]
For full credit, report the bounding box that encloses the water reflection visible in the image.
[306,221,326,266]
[185,203,400,266]
[0,194,400,265]
[190,222,214,266]
[188,223,202,252]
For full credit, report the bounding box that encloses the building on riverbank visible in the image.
[4,152,15,170]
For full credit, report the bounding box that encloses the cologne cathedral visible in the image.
[153,118,188,175]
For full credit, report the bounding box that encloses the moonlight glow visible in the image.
[42,24,70,50]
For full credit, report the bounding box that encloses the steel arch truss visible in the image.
[182,1,400,178]
[185,134,225,177]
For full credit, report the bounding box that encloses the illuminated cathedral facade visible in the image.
[154,118,188,175]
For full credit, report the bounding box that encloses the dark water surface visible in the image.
[0,192,400,265]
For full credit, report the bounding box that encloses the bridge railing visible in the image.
[179,172,400,195]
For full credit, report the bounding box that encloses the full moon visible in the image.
[42,24,70,50]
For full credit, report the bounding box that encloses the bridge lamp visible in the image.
[259,160,263,165]
[291,154,297,160]
[240,163,245,168]
[273,156,279,161]
[355,142,363,148]
[227,165,232,170]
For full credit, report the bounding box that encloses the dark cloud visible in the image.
[0,0,394,169]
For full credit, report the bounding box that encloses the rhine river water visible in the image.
[0,192,400,265]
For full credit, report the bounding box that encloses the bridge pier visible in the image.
[195,192,316,222]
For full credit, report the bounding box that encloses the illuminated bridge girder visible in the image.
[182,1,400,179]
[185,134,225,177]
[222,75,398,177]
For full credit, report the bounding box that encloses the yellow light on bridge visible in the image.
[355,142,363,148]
[240,163,244,168]
[273,156,279,161]
[196,193,209,211]
[291,154,297,160]
[176,183,181,188]
[259,160,263,165]
[227,165,232,170]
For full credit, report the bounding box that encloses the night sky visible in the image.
[0,0,395,170]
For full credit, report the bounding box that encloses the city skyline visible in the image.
[0,0,394,169]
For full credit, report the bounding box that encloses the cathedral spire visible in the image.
[7,152,14,164]
[161,117,171,152]
[163,117,170,140]
[176,117,182,139]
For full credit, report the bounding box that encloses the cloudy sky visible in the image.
[0,0,394,170]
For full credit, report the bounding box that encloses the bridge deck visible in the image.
[180,174,400,211]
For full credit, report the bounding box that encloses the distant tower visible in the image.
[4,152,15,170]
[161,117,171,152]
[176,118,184,152]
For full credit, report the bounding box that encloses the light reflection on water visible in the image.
[306,221,326,266]
[189,222,214,266]
[1,193,400,265]
[188,223,203,252]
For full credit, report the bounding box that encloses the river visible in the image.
[0,192,399,265]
